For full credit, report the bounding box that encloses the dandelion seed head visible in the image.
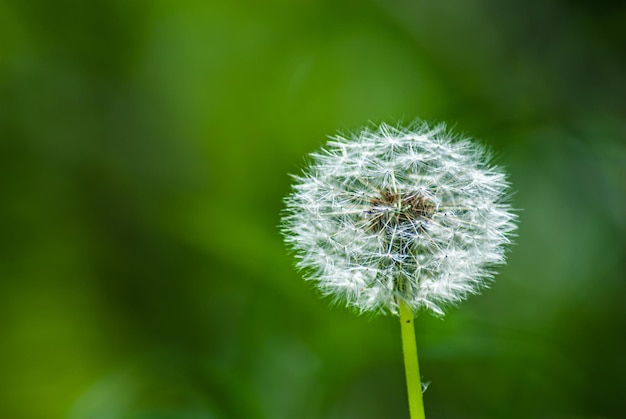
[282,121,517,316]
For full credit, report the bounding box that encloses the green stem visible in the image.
[399,299,426,419]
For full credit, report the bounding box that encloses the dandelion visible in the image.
[283,121,516,315]
[281,121,517,418]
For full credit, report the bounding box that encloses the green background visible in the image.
[1,1,625,418]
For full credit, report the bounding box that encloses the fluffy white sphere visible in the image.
[282,122,517,316]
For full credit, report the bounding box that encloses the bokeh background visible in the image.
[1,1,625,418]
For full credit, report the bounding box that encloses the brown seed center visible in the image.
[367,190,435,233]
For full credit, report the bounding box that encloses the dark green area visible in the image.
[1,1,625,418]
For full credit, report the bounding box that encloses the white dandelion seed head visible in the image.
[281,121,517,316]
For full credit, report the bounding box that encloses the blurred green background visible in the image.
[1,0,625,418]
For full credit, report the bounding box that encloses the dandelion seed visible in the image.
[282,121,517,316]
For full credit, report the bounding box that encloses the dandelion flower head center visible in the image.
[368,190,436,234]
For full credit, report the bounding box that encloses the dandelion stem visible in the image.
[399,299,426,419]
